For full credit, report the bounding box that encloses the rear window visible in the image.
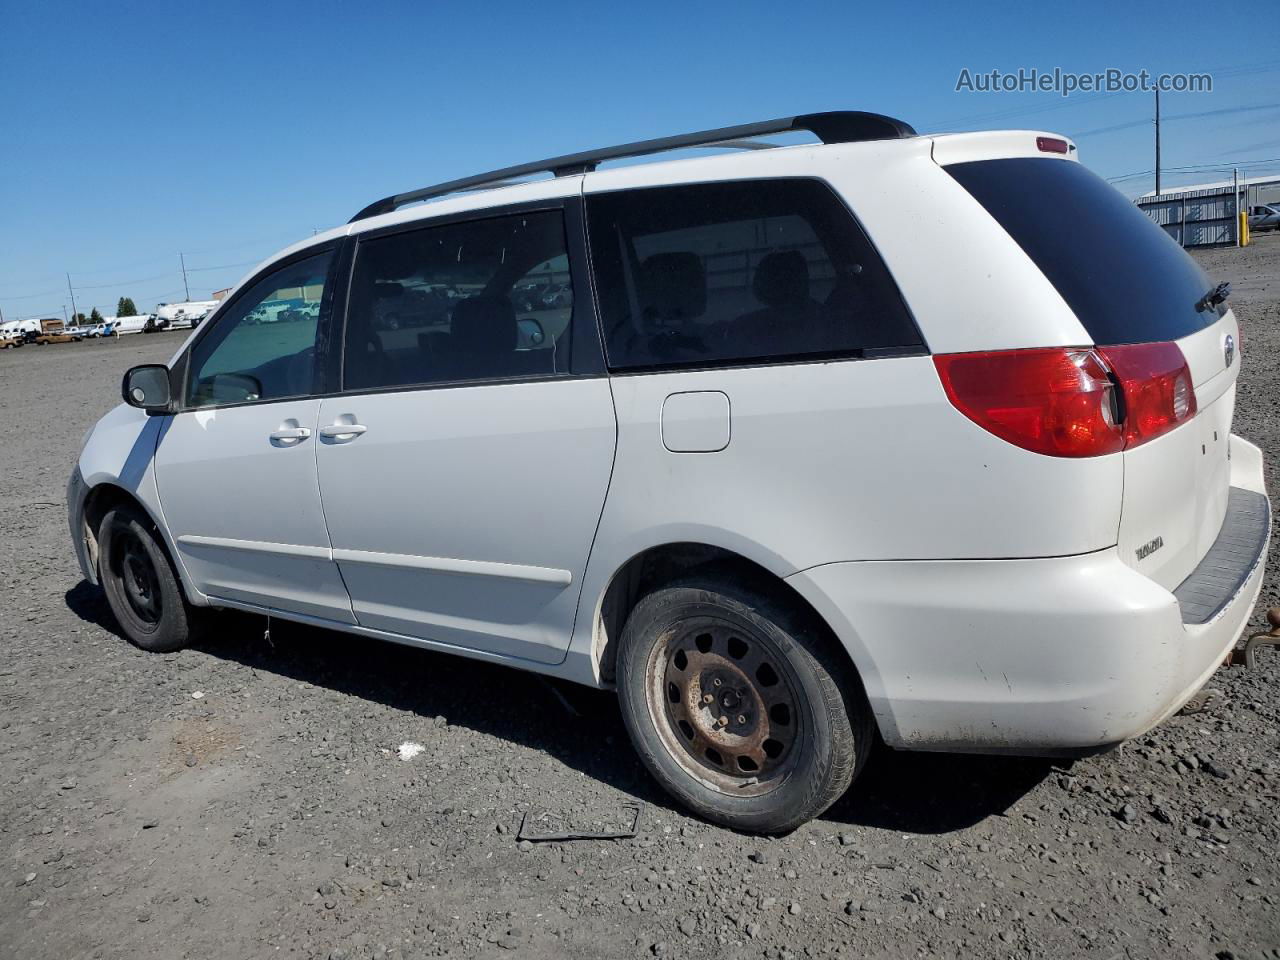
[946,158,1214,346]
[586,179,921,371]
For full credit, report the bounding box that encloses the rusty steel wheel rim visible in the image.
[646,618,803,796]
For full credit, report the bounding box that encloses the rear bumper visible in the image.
[1173,486,1269,624]
[786,434,1270,754]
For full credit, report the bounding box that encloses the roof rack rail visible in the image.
[349,110,915,222]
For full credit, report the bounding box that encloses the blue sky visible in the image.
[2,0,1277,321]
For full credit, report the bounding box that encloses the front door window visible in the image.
[186,251,333,407]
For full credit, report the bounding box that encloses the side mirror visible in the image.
[517,317,546,348]
[121,364,173,413]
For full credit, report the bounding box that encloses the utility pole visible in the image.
[1154,88,1162,196]
[62,304,68,322]
[1234,168,1241,247]
[67,273,78,322]
[180,253,190,302]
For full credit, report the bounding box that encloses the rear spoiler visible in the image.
[931,131,1078,167]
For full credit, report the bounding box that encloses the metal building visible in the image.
[1136,175,1280,247]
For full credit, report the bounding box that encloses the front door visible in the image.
[153,247,355,623]
[314,205,615,663]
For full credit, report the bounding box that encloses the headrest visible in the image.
[639,252,706,324]
[451,296,516,352]
[753,251,810,307]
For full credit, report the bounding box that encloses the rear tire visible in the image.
[616,575,872,833]
[98,503,206,653]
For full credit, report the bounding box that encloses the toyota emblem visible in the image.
[1224,333,1235,368]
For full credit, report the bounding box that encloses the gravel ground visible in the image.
[3,238,1280,960]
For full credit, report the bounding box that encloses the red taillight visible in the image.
[1036,136,1070,154]
[934,343,1196,458]
[1096,342,1197,448]
[934,348,1122,457]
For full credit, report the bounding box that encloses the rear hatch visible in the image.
[944,151,1238,592]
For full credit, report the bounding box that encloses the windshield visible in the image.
[945,158,1216,346]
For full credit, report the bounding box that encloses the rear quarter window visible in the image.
[586,179,921,371]
[945,158,1215,346]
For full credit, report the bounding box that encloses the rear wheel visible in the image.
[98,503,206,652]
[617,576,872,833]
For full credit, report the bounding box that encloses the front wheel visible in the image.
[98,504,206,652]
[616,576,872,833]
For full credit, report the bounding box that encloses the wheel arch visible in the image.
[590,542,873,720]
[81,482,157,582]
[81,481,206,606]
[83,481,151,542]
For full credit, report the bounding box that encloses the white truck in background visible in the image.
[1,318,48,341]
[109,315,152,336]
[1,318,64,342]
[150,301,219,332]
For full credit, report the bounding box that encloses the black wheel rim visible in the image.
[646,618,804,797]
[113,530,162,626]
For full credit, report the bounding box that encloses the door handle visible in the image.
[269,427,312,441]
[319,423,367,439]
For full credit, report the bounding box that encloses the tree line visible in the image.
[70,297,139,325]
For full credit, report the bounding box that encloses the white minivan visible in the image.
[112,315,150,336]
[67,113,1269,832]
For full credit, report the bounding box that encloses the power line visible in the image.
[1202,58,1280,80]
[73,272,171,290]
[1,253,267,304]
[925,90,1129,132]
[1106,156,1280,185]
[1073,101,1280,139]
[0,224,319,302]
[184,257,262,273]
[176,230,305,257]
[67,254,181,279]
[0,287,63,300]
[1127,156,1280,176]
[25,234,292,282]
[12,284,192,321]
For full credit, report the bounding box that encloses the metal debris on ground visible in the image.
[538,678,582,718]
[516,802,643,842]
[1178,687,1220,715]
[1231,607,1280,669]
